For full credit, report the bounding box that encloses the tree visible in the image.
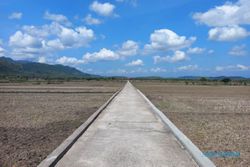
[221,78,231,84]
[200,77,208,82]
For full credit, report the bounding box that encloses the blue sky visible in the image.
[0,0,250,77]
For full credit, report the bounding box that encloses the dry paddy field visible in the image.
[133,80,250,167]
[0,80,124,167]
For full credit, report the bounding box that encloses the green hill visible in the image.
[0,57,95,78]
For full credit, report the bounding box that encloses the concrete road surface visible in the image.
[56,82,198,167]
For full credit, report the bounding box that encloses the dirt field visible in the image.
[0,80,124,167]
[133,80,250,167]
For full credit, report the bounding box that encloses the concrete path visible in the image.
[56,82,198,167]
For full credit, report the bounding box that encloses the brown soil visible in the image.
[133,80,250,167]
[0,81,124,167]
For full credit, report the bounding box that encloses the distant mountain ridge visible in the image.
[0,57,95,78]
[178,76,247,80]
[132,76,248,80]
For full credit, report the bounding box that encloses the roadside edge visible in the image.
[38,87,123,167]
[136,85,216,167]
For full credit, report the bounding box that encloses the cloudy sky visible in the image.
[0,0,250,77]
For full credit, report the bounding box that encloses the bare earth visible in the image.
[0,80,124,167]
[133,80,250,167]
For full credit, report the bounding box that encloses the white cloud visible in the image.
[83,48,119,63]
[38,56,46,63]
[84,14,102,25]
[0,40,6,56]
[177,65,198,71]
[117,40,139,57]
[150,67,167,73]
[193,0,250,42]
[0,47,5,56]
[187,47,205,54]
[44,11,71,26]
[51,39,138,65]
[46,39,65,50]
[170,51,187,62]
[11,47,42,59]
[154,50,188,64]
[215,66,225,71]
[144,29,196,52]
[90,1,116,17]
[21,23,95,49]
[22,23,61,38]
[9,31,42,48]
[193,0,250,27]
[153,56,163,64]
[8,22,95,60]
[216,64,250,71]
[58,26,95,48]
[236,64,249,70]
[56,56,84,65]
[126,59,144,66]
[80,40,139,64]
[229,44,247,56]
[208,25,249,41]
[9,12,22,20]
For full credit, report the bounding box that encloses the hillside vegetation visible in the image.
[0,57,94,79]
